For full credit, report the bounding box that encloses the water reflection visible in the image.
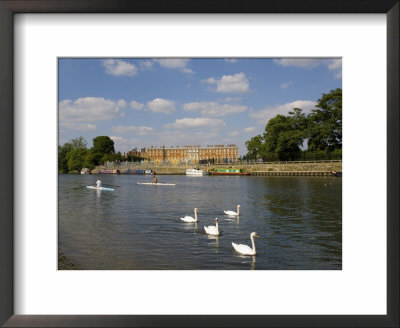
[206,234,220,248]
[59,174,341,270]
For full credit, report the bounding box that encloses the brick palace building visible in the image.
[127,144,239,164]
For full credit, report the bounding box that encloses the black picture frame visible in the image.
[0,1,398,327]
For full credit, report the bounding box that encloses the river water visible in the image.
[58,174,342,270]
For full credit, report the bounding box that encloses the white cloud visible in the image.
[147,98,176,114]
[182,101,247,117]
[274,58,342,78]
[204,72,250,94]
[249,100,316,124]
[165,117,226,129]
[328,58,342,78]
[59,97,126,123]
[225,97,242,102]
[130,100,144,110]
[110,136,124,142]
[139,60,154,70]
[280,80,293,89]
[243,127,256,133]
[224,59,238,63]
[273,59,321,69]
[102,59,138,76]
[328,58,341,70]
[111,125,154,135]
[108,137,140,152]
[117,99,127,107]
[61,122,97,131]
[153,59,194,74]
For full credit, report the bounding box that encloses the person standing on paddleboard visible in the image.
[152,175,158,184]
[96,179,102,188]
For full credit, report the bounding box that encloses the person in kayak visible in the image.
[96,179,102,188]
[152,175,158,184]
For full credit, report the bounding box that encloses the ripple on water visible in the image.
[58,174,342,270]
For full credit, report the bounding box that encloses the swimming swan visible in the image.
[224,205,240,216]
[204,218,219,236]
[180,208,199,223]
[232,232,259,255]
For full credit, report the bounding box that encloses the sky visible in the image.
[58,58,341,156]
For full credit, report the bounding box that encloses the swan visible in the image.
[204,218,219,236]
[232,232,259,255]
[224,205,240,216]
[180,208,199,223]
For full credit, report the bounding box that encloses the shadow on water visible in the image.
[58,174,341,270]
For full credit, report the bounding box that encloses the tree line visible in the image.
[244,88,342,161]
[58,136,141,173]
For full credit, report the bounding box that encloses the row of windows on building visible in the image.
[127,145,239,163]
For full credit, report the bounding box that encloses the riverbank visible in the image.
[90,161,342,176]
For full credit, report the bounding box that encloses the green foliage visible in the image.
[92,136,115,154]
[58,143,73,173]
[70,136,87,150]
[245,135,264,160]
[66,148,87,171]
[263,108,307,160]
[126,154,143,162]
[244,89,342,161]
[307,88,342,151]
[90,136,115,165]
[59,136,120,172]
[83,151,96,170]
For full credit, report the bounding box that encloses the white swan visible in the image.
[180,208,199,223]
[204,218,219,236]
[232,232,259,255]
[224,205,240,216]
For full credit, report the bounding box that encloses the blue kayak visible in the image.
[86,186,115,191]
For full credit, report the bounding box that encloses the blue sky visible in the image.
[58,58,341,155]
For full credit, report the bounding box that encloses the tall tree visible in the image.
[70,136,87,150]
[92,136,115,154]
[58,143,73,173]
[245,134,264,160]
[66,148,87,172]
[91,136,115,165]
[307,88,342,151]
[263,108,307,160]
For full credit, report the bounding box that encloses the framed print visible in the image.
[1,0,398,327]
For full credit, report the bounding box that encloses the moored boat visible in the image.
[186,168,208,176]
[210,168,249,176]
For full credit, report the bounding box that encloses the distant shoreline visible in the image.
[88,160,342,176]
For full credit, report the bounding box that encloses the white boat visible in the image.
[137,182,176,186]
[186,168,208,176]
[86,186,115,191]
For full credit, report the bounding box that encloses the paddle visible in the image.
[101,183,120,187]
[72,185,87,190]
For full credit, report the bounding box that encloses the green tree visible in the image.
[70,136,87,150]
[58,143,73,173]
[66,148,87,172]
[82,151,96,170]
[91,136,115,165]
[92,136,115,154]
[245,134,265,160]
[307,88,342,151]
[263,108,307,160]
